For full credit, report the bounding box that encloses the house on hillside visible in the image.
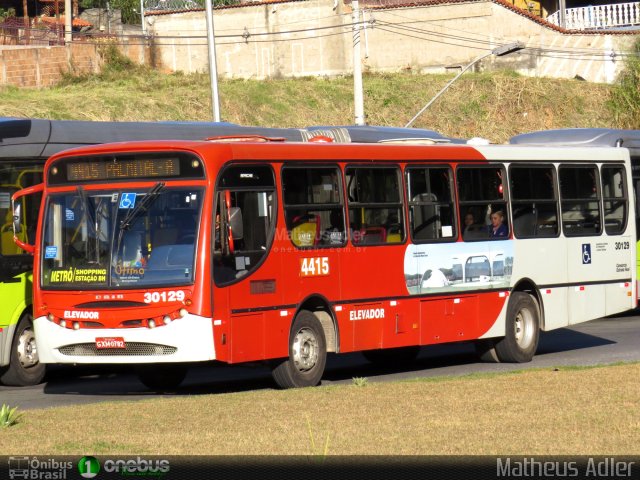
[0,0,92,45]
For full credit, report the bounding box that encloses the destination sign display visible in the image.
[67,158,180,181]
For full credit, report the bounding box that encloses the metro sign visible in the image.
[95,337,126,349]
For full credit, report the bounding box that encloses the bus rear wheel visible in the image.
[272,310,327,389]
[494,292,540,363]
[136,364,188,392]
[0,313,45,386]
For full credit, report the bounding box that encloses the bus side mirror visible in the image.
[229,207,243,240]
[11,183,43,255]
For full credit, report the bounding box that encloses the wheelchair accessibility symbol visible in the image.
[582,243,591,264]
[119,193,137,209]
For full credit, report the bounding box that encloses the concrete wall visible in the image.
[0,40,150,88]
[146,0,635,83]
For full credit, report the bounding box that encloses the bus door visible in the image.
[213,165,281,363]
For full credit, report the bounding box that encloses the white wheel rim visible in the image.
[514,307,535,349]
[292,327,319,372]
[17,327,39,368]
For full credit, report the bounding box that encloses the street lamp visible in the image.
[404,41,524,128]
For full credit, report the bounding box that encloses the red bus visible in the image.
[15,138,636,390]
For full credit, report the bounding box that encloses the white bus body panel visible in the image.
[474,146,636,334]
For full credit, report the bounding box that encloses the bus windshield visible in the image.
[41,187,203,289]
[0,162,43,257]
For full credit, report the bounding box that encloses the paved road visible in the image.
[1,313,639,410]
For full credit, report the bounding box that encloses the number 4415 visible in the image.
[300,257,329,277]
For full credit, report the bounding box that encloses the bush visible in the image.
[0,404,23,428]
[608,38,640,129]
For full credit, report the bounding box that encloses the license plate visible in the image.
[95,337,126,349]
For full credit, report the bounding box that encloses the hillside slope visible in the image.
[0,69,615,144]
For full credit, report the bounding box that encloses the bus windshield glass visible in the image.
[41,187,202,288]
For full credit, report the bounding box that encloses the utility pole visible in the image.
[352,0,365,126]
[140,0,146,36]
[205,0,221,122]
[64,0,72,44]
[558,0,567,28]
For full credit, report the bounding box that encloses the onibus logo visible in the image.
[78,456,100,479]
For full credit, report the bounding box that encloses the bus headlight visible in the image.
[163,315,172,325]
[148,319,156,329]
[73,322,80,330]
[59,320,67,328]
[47,313,55,322]
[179,308,188,318]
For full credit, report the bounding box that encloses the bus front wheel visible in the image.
[0,313,45,386]
[494,292,540,363]
[272,310,327,389]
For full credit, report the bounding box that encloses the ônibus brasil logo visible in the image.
[78,456,100,478]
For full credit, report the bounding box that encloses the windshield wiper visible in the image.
[119,182,165,231]
[112,182,165,275]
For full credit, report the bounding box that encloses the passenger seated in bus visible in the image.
[488,210,508,237]
[462,211,475,235]
[462,210,488,240]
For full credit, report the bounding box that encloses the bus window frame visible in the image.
[345,163,406,247]
[601,163,629,236]
[508,163,561,240]
[405,164,458,244]
[456,163,510,242]
[213,162,278,288]
[281,163,347,250]
[558,163,603,238]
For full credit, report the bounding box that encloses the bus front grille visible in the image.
[58,343,177,356]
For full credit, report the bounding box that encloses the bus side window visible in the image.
[282,166,346,248]
[457,166,508,241]
[213,165,276,286]
[559,165,601,236]
[406,166,456,242]
[510,165,559,238]
[601,165,628,235]
[345,166,404,245]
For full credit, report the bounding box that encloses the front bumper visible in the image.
[34,314,216,364]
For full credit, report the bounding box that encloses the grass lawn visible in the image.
[1,363,638,455]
